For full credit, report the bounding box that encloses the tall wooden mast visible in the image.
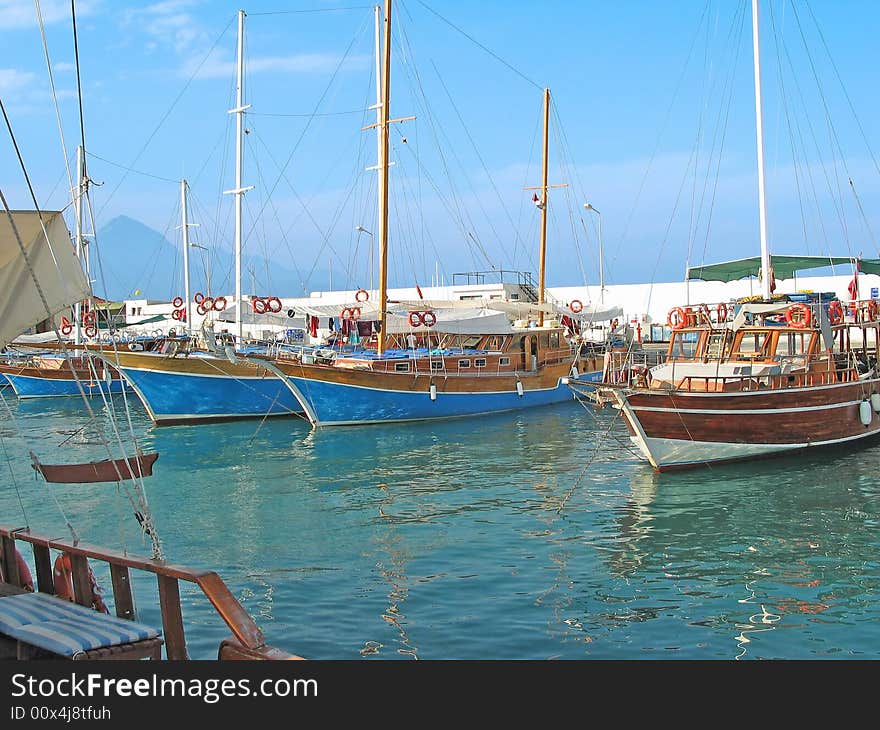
[376,0,393,356]
[751,0,771,300]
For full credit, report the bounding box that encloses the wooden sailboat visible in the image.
[266,0,607,426]
[584,0,880,471]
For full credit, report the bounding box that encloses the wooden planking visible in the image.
[68,553,94,607]
[197,572,265,650]
[157,575,187,659]
[32,544,53,595]
[0,535,19,586]
[110,564,135,620]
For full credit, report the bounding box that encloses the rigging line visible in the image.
[412,0,542,91]
[85,152,179,184]
[789,1,853,249]
[250,108,370,117]
[70,0,86,153]
[848,178,878,257]
[245,14,369,243]
[97,15,236,218]
[249,6,373,15]
[35,464,80,545]
[35,0,74,206]
[804,0,880,180]
[0,410,29,529]
[615,0,711,262]
[429,59,523,270]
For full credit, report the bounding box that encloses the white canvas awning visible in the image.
[216,303,306,327]
[383,307,515,334]
[0,210,88,348]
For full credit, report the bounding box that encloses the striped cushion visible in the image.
[0,592,161,657]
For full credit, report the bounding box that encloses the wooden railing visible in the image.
[0,525,302,661]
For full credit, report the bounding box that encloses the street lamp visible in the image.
[190,243,211,297]
[355,225,375,294]
[583,203,604,304]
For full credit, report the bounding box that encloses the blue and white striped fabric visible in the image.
[0,592,161,657]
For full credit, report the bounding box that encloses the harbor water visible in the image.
[2,391,879,660]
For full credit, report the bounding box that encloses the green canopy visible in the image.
[687,255,880,282]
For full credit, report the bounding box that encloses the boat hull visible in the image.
[0,364,129,398]
[272,358,589,426]
[97,351,303,425]
[606,378,880,471]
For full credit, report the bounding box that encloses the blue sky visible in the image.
[1,0,879,299]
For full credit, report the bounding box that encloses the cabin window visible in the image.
[461,336,481,349]
[705,333,728,360]
[430,361,444,371]
[458,359,470,368]
[499,357,510,367]
[669,332,699,358]
[475,358,487,368]
[394,362,411,373]
[486,336,502,350]
[734,331,772,359]
[548,332,560,348]
[776,331,812,356]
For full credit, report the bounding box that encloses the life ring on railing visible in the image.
[667,306,688,330]
[0,548,34,591]
[61,323,73,336]
[716,302,728,323]
[356,289,369,303]
[172,296,183,308]
[569,299,583,314]
[867,300,879,322]
[171,309,181,321]
[84,325,97,338]
[213,296,227,312]
[193,292,205,304]
[196,302,208,316]
[785,302,812,329]
[350,307,361,321]
[341,307,353,321]
[827,300,844,326]
[202,297,214,312]
[266,296,282,313]
[252,297,267,314]
[408,311,423,328]
[422,310,437,328]
[83,311,96,326]
[52,553,109,613]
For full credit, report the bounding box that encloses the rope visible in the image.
[0,398,29,528]
[70,0,86,154]
[85,152,179,184]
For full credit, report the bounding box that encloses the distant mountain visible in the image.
[93,215,327,301]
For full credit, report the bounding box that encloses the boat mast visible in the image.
[537,88,550,326]
[376,0,392,356]
[751,0,772,300]
[373,4,382,303]
[226,9,252,344]
[181,179,192,331]
[73,144,86,346]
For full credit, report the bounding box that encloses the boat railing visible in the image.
[0,524,301,660]
[602,349,668,385]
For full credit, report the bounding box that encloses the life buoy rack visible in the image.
[827,300,844,326]
[716,302,728,323]
[212,296,227,312]
[408,311,423,328]
[172,296,184,308]
[569,299,583,314]
[785,302,812,329]
[53,552,109,613]
[356,289,369,303]
[422,310,437,328]
[667,306,688,330]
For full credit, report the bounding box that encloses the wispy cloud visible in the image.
[0,0,97,30]
[186,51,370,80]
[53,61,75,73]
[0,68,37,94]
[120,0,210,55]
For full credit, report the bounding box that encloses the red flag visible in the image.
[848,262,860,300]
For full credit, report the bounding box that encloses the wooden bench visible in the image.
[0,592,162,660]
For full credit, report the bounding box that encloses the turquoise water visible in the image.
[2,391,880,660]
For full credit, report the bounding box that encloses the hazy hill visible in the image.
[92,215,327,301]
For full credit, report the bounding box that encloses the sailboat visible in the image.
[95,11,304,426]
[264,0,610,427]
[581,0,880,471]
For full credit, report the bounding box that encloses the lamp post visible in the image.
[584,203,604,304]
[355,225,375,294]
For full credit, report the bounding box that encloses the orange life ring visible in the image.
[350,307,361,321]
[196,302,208,316]
[341,307,353,321]
[266,296,282,313]
[213,296,227,312]
[172,296,184,308]
[171,309,181,321]
[0,547,34,591]
[202,296,214,312]
[252,297,267,314]
[408,311,423,328]
[356,289,369,302]
[716,302,728,322]
[83,311,96,326]
[785,302,812,329]
[867,300,878,321]
[667,306,688,330]
[61,323,73,336]
[53,553,108,613]
[827,300,844,326]
[84,325,97,338]
[422,311,437,327]
[193,292,205,304]
[569,299,583,314]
